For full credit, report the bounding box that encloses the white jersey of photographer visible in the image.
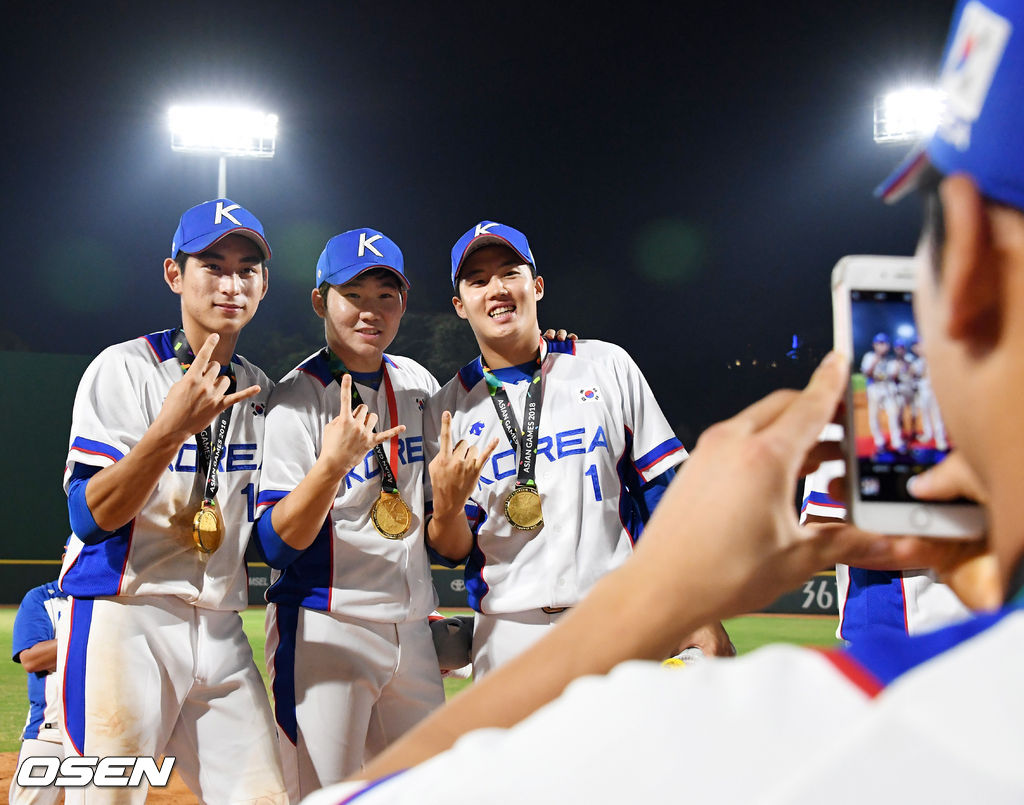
[59,330,272,610]
[303,605,1024,804]
[423,338,686,614]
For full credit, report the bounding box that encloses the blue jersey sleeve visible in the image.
[67,463,115,544]
[12,586,56,662]
[253,507,305,569]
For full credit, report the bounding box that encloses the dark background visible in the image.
[0,1,954,449]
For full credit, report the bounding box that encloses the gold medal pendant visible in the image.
[192,503,224,554]
[371,491,412,540]
[504,486,544,530]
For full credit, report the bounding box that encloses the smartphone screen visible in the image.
[850,288,955,504]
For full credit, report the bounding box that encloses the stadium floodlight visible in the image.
[873,87,944,144]
[896,322,917,341]
[169,104,278,197]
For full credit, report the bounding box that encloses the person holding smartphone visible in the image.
[299,1,1024,800]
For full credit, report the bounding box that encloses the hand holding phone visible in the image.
[831,255,984,538]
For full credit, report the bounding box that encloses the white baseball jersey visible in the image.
[424,338,686,614]
[910,354,950,450]
[800,453,970,642]
[861,351,905,451]
[258,350,445,797]
[59,329,272,612]
[55,329,285,803]
[257,350,439,622]
[890,354,915,404]
[860,351,888,385]
[303,605,1024,804]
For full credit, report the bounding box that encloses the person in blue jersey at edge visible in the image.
[9,556,69,805]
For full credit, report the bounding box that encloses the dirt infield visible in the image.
[0,751,196,803]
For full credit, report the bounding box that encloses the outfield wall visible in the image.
[5,563,839,617]
[0,351,92,598]
[245,565,839,616]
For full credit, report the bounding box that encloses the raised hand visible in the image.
[428,411,499,519]
[157,333,262,440]
[320,373,406,479]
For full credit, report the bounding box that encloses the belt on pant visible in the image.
[541,606,569,614]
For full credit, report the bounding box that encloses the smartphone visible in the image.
[831,255,984,538]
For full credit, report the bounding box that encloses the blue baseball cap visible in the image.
[877,0,1024,211]
[315,228,410,290]
[873,332,890,344]
[171,199,271,260]
[450,221,536,288]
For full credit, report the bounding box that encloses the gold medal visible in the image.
[192,503,224,554]
[371,491,412,540]
[504,486,544,530]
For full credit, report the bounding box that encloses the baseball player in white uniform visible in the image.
[424,221,726,678]
[255,229,446,799]
[301,2,1024,799]
[56,199,286,804]
[891,339,915,445]
[909,340,949,451]
[861,333,905,453]
[800,440,970,644]
[10,577,70,805]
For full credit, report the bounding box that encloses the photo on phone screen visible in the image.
[849,288,952,504]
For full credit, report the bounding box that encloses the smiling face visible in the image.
[164,233,268,354]
[313,268,407,372]
[452,244,544,365]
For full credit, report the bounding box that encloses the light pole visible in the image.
[873,87,943,145]
[169,105,278,198]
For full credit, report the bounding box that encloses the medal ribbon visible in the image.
[172,329,236,507]
[481,350,544,493]
[325,349,401,495]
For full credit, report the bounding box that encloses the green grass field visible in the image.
[0,607,839,753]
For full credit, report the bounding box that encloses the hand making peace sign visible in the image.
[427,411,500,520]
[158,333,262,440]
[320,372,406,479]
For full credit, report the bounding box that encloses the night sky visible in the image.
[0,1,955,444]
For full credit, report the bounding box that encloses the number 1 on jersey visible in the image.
[585,464,603,501]
[241,483,255,522]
